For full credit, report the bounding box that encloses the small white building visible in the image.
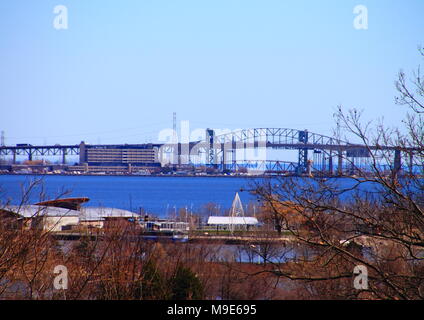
[139,220,189,233]
[207,192,259,231]
[207,216,259,231]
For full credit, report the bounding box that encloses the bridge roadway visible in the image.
[0,141,403,159]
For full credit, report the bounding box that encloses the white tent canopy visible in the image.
[207,216,258,226]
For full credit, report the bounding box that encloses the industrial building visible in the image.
[79,142,160,167]
[1,205,80,232]
[0,204,139,232]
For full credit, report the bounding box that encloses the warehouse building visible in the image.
[79,142,161,167]
[1,205,80,232]
[1,204,139,231]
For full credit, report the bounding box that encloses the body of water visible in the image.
[0,175,257,217]
[0,174,411,218]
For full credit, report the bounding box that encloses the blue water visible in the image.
[1,174,419,218]
[0,175,257,217]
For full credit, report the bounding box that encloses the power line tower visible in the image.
[172,112,177,143]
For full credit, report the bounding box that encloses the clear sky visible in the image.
[0,0,423,146]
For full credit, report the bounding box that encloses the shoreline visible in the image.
[0,173,268,179]
[2,173,422,179]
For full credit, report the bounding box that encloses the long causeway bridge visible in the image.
[0,128,420,175]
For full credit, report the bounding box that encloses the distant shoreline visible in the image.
[2,173,421,180]
[0,173,268,179]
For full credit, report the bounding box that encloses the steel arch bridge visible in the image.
[211,128,345,145]
[203,128,348,174]
[162,127,412,176]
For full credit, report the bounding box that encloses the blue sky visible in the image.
[0,0,423,146]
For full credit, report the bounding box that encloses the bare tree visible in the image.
[251,48,424,300]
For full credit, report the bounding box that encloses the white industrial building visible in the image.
[2,205,138,231]
[3,205,80,232]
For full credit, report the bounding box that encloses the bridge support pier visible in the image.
[206,129,215,166]
[177,143,182,166]
[221,143,226,171]
[409,153,414,174]
[79,141,87,165]
[337,150,343,176]
[297,130,309,175]
[393,149,401,180]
